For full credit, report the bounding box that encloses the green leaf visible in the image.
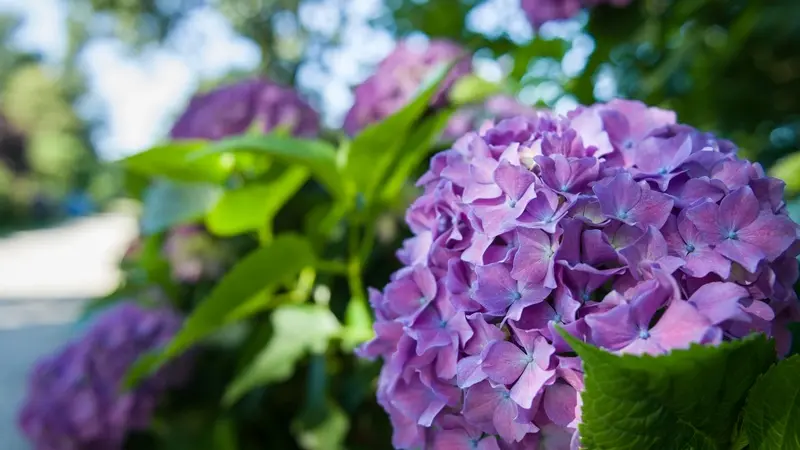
[340,296,374,351]
[212,418,238,450]
[558,330,775,450]
[343,61,453,202]
[125,235,316,388]
[769,152,800,195]
[448,74,505,105]
[292,400,350,450]
[511,37,568,80]
[196,134,343,198]
[123,140,233,184]
[206,166,310,236]
[140,180,222,235]
[743,355,800,450]
[223,304,341,405]
[380,109,454,202]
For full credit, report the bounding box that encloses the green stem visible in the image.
[316,260,349,275]
[347,220,366,302]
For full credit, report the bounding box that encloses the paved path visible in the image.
[0,213,137,448]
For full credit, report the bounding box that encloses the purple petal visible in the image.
[473,263,517,313]
[510,362,556,409]
[584,303,638,350]
[738,213,797,260]
[650,300,712,351]
[494,160,536,202]
[512,228,557,288]
[716,239,766,274]
[687,282,749,325]
[629,187,674,230]
[718,187,759,232]
[457,355,488,388]
[543,383,579,427]
[482,341,527,385]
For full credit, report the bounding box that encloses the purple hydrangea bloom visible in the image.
[18,303,190,450]
[359,99,800,448]
[344,39,471,136]
[521,0,634,29]
[170,78,319,140]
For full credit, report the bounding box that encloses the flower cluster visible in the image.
[170,78,319,140]
[521,0,633,29]
[344,39,471,136]
[163,224,231,284]
[359,99,800,449]
[19,302,190,450]
[445,95,539,141]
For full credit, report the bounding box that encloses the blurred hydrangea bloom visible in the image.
[359,99,800,449]
[521,0,633,29]
[19,302,189,450]
[162,224,230,284]
[170,78,319,140]
[344,39,471,135]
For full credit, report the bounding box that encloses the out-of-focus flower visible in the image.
[521,0,634,29]
[18,302,190,450]
[162,224,230,284]
[344,39,471,136]
[359,99,800,448]
[170,78,319,140]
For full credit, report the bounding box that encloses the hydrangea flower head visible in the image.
[162,224,231,283]
[344,39,471,135]
[170,78,319,139]
[18,302,190,450]
[360,99,800,448]
[521,0,634,29]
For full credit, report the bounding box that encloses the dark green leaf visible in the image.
[558,330,775,450]
[206,166,309,236]
[292,400,350,450]
[223,304,341,405]
[125,234,316,388]
[196,134,343,198]
[140,180,222,235]
[123,140,232,184]
[743,355,800,450]
[343,62,452,202]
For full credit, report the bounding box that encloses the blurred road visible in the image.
[0,213,137,448]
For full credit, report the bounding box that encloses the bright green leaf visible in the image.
[743,355,800,450]
[125,235,316,388]
[196,134,343,198]
[558,330,775,450]
[206,166,310,236]
[140,180,222,235]
[343,62,453,201]
[769,152,800,195]
[449,74,505,105]
[123,140,233,184]
[340,296,374,351]
[223,304,341,405]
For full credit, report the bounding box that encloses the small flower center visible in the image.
[658,167,669,175]
[553,313,562,323]
[639,329,651,340]
[418,296,427,306]
[508,199,517,208]
[726,230,739,240]
[510,291,522,301]
[617,210,629,220]
[560,185,570,192]
[685,243,696,253]
[439,319,449,329]
[581,291,591,302]
[623,140,634,149]
[523,353,535,364]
